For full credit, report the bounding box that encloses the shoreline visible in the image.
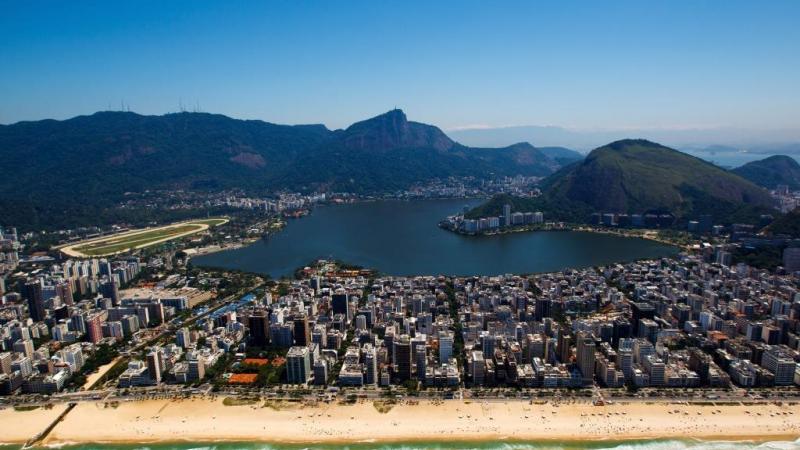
[441,222,688,249]
[2,398,793,447]
[184,238,256,258]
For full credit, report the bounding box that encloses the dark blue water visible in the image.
[193,199,677,278]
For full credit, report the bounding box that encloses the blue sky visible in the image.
[1,0,799,133]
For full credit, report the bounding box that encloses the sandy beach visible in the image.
[0,398,787,446]
[0,404,69,445]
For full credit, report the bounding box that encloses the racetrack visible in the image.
[59,218,228,257]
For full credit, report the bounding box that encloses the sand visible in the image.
[0,404,69,445]
[81,356,123,390]
[16,398,797,446]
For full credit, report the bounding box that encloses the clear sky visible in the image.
[1,0,799,133]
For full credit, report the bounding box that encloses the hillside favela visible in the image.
[2,2,800,450]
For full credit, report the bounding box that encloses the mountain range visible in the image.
[2,108,793,231]
[0,109,580,229]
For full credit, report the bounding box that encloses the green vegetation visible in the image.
[0,111,330,230]
[275,283,290,297]
[542,139,774,223]
[402,379,419,393]
[234,347,287,386]
[0,110,569,231]
[67,343,120,388]
[208,353,233,391]
[373,400,396,413]
[222,396,260,406]
[464,193,546,219]
[468,140,777,225]
[73,225,202,255]
[733,245,784,271]
[732,155,800,190]
[764,209,800,237]
[262,399,299,411]
[255,363,285,386]
[85,344,120,370]
[13,405,40,412]
[328,330,355,385]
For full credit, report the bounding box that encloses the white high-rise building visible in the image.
[287,346,311,384]
[438,330,454,363]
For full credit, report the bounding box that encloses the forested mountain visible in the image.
[467,139,776,225]
[732,155,800,190]
[0,109,568,229]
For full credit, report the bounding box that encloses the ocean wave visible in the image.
[605,438,800,450]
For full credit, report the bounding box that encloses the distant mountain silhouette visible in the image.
[732,155,800,190]
[536,147,584,166]
[448,125,800,154]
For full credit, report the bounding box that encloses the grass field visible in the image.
[62,218,228,257]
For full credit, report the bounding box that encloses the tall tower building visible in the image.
[24,279,45,322]
[332,292,351,322]
[293,313,311,347]
[248,311,270,346]
[575,332,596,385]
[503,204,512,227]
[100,279,120,306]
[535,297,551,321]
[286,346,311,384]
[364,344,378,385]
[146,349,163,384]
[557,327,573,364]
[86,313,104,344]
[631,302,655,337]
[393,334,412,382]
[438,330,454,363]
[416,345,427,380]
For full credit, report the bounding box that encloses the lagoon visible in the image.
[193,199,678,278]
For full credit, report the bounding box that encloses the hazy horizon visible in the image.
[4,107,799,161]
